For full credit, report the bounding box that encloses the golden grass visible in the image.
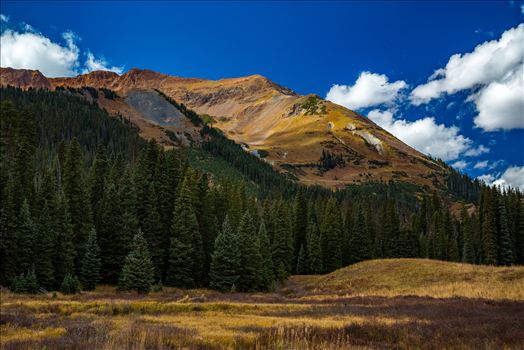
[297,258,524,300]
[1,259,523,349]
[0,325,65,343]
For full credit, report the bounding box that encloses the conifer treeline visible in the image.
[1,88,523,294]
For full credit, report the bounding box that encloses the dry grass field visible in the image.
[2,259,524,350]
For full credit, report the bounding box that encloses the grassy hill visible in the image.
[292,258,524,300]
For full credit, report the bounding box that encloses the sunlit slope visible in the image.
[3,67,447,188]
[295,259,524,300]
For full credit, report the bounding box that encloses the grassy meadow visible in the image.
[1,259,524,350]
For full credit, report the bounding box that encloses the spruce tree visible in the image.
[296,244,307,274]
[89,144,108,230]
[118,230,155,293]
[142,182,165,279]
[17,199,35,275]
[461,207,475,263]
[498,197,514,265]
[292,191,308,267]
[166,175,201,288]
[60,273,81,294]
[258,221,274,290]
[34,202,55,289]
[0,176,18,285]
[349,205,372,263]
[80,228,101,290]
[271,204,293,278]
[63,138,91,268]
[53,194,76,289]
[209,216,241,292]
[320,199,342,272]
[481,189,498,265]
[236,211,264,291]
[307,217,323,274]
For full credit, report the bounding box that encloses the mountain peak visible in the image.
[0,67,51,89]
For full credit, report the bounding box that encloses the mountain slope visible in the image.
[1,67,446,188]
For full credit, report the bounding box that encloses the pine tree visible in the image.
[296,244,307,274]
[497,197,514,265]
[166,175,201,288]
[258,221,274,290]
[63,138,91,268]
[142,182,165,279]
[349,205,372,263]
[34,202,55,289]
[0,177,19,285]
[89,144,108,230]
[307,217,323,274]
[209,216,240,291]
[320,199,342,272]
[118,230,155,293]
[60,273,81,294]
[461,207,475,263]
[481,189,498,265]
[80,228,101,290]
[292,191,308,267]
[17,199,35,275]
[236,211,264,291]
[271,204,293,277]
[53,194,76,289]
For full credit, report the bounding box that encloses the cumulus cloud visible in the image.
[367,109,485,161]
[326,71,407,110]
[1,28,80,77]
[470,65,524,131]
[410,24,524,131]
[83,51,123,74]
[0,14,9,23]
[474,160,488,169]
[0,19,122,77]
[452,160,468,170]
[464,145,490,157]
[478,166,524,190]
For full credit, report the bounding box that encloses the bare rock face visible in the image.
[1,67,446,188]
[0,67,51,89]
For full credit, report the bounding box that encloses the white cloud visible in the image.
[452,160,468,170]
[410,24,524,132]
[326,71,407,110]
[474,160,488,169]
[471,65,524,131]
[0,19,121,77]
[83,51,123,74]
[477,173,496,184]
[0,14,8,23]
[0,28,80,77]
[478,166,524,190]
[367,109,482,161]
[464,145,489,157]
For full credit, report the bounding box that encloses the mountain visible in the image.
[1,67,446,189]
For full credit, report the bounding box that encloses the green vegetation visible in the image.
[301,95,327,115]
[1,86,523,299]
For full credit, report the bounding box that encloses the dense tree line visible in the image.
[1,87,523,295]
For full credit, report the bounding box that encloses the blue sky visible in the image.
[1,1,523,188]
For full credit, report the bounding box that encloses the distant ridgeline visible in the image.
[1,86,522,294]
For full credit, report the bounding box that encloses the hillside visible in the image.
[1,67,446,189]
[293,259,524,300]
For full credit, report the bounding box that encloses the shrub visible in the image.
[60,274,81,294]
[10,270,39,294]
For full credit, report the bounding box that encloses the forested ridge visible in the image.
[1,87,523,294]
